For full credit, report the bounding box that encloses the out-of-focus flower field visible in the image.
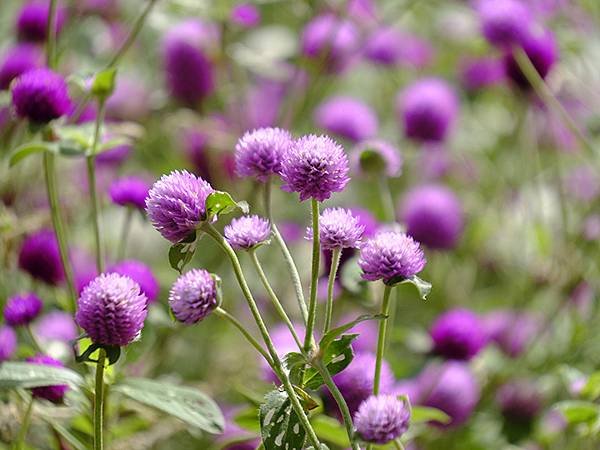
[1,0,600,449]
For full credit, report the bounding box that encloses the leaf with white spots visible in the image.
[303,334,357,390]
[259,389,306,450]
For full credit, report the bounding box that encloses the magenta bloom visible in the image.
[397,78,459,143]
[235,127,293,182]
[504,28,558,89]
[108,260,159,304]
[477,0,532,48]
[96,142,132,166]
[460,57,505,91]
[483,310,538,357]
[168,269,217,324]
[0,326,17,362]
[359,231,426,283]
[365,27,433,68]
[34,311,77,343]
[109,176,150,211]
[11,68,71,123]
[4,293,43,327]
[16,1,67,43]
[18,229,64,285]
[280,134,350,202]
[314,96,378,143]
[430,309,486,360]
[354,395,410,444]
[497,379,543,422]
[146,170,215,243]
[307,208,364,250]
[401,184,464,250]
[0,44,43,90]
[26,354,68,403]
[76,273,148,346]
[350,139,402,178]
[231,3,260,28]
[224,215,271,250]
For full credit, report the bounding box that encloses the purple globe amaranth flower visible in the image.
[34,311,77,343]
[301,14,359,72]
[430,308,486,360]
[109,176,150,211]
[146,170,215,243]
[76,273,148,347]
[26,354,68,403]
[0,44,43,90]
[350,139,402,178]
[504,27,558,90]
[477,0,533,48]
[307,208,364,250]
[168,269,217,325]
[162,20,216,106]
[354,395,410,444]
[224,215,271,250]
[108,260,160,304]
[280,134,350,202]
[459,57,506,91]
[96,142,132,166]
[497,379,543,422]
[235,127,293,182]
[397,78,459,143]
[364,27,433,69]
[0,326,17,362]
[358,231,426,284]
[4,293,43,327]
[231,3,261,28]
[314,96,378,143]
[18,229,64,285]
[11,68,71,123]
[401,184,464,250]
[16,1,67,43]
[482,310,539,357]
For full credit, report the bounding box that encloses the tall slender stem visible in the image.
[324,248,341,334]
[263,180,308,324]
[117,207,134,261]
[304,199,320,353]
[94,349,106,450]
[26,326,43,353]
[378,177,395,223]
[46,0,57,67]
[249,250,303,350]
[15,396,34,450]
[374,284,393,394]
[202,224,322,449]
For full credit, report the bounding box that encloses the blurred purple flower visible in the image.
[0,44,43,90]
[460,57,506,91]
[565,165,600,202]
[231,3,261,28]
[497,379,543,422]
[34,311,77,343]
[109,176,150,211]
[108,260,159,304]
[476,0,532,48]
[483,310,539,357]
[182,129,212,182]
[314,96,378,143]
[96,142,132,166]
[105,76,151,122]
[583,215,600,241]
[365,27,433,69]
[16,1,67,43]
[19,229,64,285]
[430,308,487,360]
[0,326,17,362]
[350,139,402,178]
[11,68,71,123]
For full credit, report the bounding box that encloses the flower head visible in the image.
[307,208,364,250]
[365,26,433,68]
[168,269,217,324]
[108,260,159,303]
[18,229,64,285]
[0,44,43,90]
[496,379,543,421]
[314,96,378,143]
[430,309,486,360]
[26,354,68,403]
[231,3,261,28]
[11,68,71,123]
[109,176,150,211]
[76,273,148,346]
[477,0,532,48]
[235,127,293,182]
[146,170,215,243]
[482,310,539,357]
[359,231,426,283]
[0,326,17,362]
[354,395,410,444]
[280,134,350,202]
[459,57,505,91]
[16,1,67,43]
[34,311,77,343]
[350,139,402,178]
[4,293,43,327]
[224,215,271,250]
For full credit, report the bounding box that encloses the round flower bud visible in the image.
[314,96,378,143]
[4,293,43,327]
[365,26,433,69]
[354,395,410,444]
[168,269,217,324]
[280,134,350,202]
[230,3,261,28]
[0,326,17,362]
[400,184,464,250]
[358,231,426,283]
[146,170,215,243]
[350,139,402,178]
[307,208,364,250]
[11,68,71,123]
[108,260,159,304]
[235,127,293,182]
[76,273,148,347]
[396,78,459,143]
[496,379,543,422]
[430,308,486,360]
[109,176,150,211]
[224,215,271,250]
[0,44,43,90]
[26,354,68,403]
[16,1,67,43]
[34,311,77,343]
[18,229,64,285]
[477,0,532,48]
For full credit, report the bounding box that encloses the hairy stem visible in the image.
[374,284,393,394]
[304,199,320,353]
[324,248,341,334]
[94,349,106,450]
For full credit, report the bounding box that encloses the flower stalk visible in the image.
[94,348,107,450]
[304,199,320,353]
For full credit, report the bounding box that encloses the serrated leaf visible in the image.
[91,68,117,98]
[259,389,306,450]
[113,378,224,434]
[304,335,357,390]
[0,362,83,389]
[555,400,600,425]
[411,406,450,424]
[205,191,249,219]
[169,230,199,273]
[391,275,432,300]
[319,314,386,352]
[9,142,57,167]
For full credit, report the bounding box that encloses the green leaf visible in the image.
[304,334,357,390]
[0,362,83,389]
[311,415,349,447]
[169,231,199,273]
[45,421,88,450]
[113,378,224,434]
[555,400,600,425]
[205,191,249,220]
[581,372,600,401]
[392,275,432,300]
[411,406,451,425]
[91,68,117,99]
[9,142,56,167]
[285,352,308,386]
[233,407,260,433]
[259,389,306,450]
[319,314,386,352]
[59,141,87,157]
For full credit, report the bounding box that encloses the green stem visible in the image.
[46,0,57,67]
[378,177,396,222]
[374,285,393,394]
[94,349,106,450]
[15,396,34,450]
[249,250,303,350]
[304,199,320,353]
[26,326,43,353]
[202,224,322,449]
[264,180,308,324]
[117,207,134,261]
[214,307,273,365]
[393,439,405,450]
[323,248,341,334]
